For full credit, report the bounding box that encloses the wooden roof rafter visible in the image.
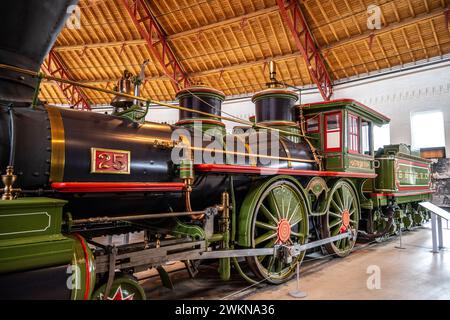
[321,6,446,52]
[39,0,450,106]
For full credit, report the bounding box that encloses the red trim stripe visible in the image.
[370,190,434,197]
[397,185,431,191]
[397,159,430,168]
[52,182,185,193]
[74,234,90,300]
[194,164,377,178]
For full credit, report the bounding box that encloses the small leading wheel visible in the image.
[92,273,146,300]
[321,180,360,257]
[245,179,308,284]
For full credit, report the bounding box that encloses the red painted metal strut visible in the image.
[121,0,191,92]
[41,50,91,110]
[276,0,333,100]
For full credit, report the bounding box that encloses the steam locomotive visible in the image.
[0,1,432,300]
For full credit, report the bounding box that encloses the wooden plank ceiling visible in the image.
[40,0,450,105]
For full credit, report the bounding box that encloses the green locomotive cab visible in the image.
[300,99,390,175]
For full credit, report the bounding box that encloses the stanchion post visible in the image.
[431,213,438,253]
[437,216,444,249]
[395,221,406,250]
[288,262,307,298]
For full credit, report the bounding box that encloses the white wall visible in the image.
[329,60,450,155]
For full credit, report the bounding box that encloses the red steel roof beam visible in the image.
[41,50,91,110]
[277,0,333,100]
[121,0,191,92]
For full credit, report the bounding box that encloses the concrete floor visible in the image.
[248,225,450,300]
[131,224,450,300]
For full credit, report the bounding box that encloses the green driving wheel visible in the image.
[245,178,308,284]
[321,180,360,257]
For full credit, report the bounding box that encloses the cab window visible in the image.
[361,120,372,155]
[306,116,319,133]
[348,114,359,153]
[324,112,341,152]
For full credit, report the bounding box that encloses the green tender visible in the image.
[0,197,74,273]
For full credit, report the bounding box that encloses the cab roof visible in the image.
[301,99,390,126]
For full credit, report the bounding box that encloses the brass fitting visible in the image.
[152,139,177,149]
[219,192,231,252]
[219,192,230,233]
[184,178,204,220]
[1,166,21,200]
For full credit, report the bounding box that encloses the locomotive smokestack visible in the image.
[175,86,225,124]
[0,0,79,105]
